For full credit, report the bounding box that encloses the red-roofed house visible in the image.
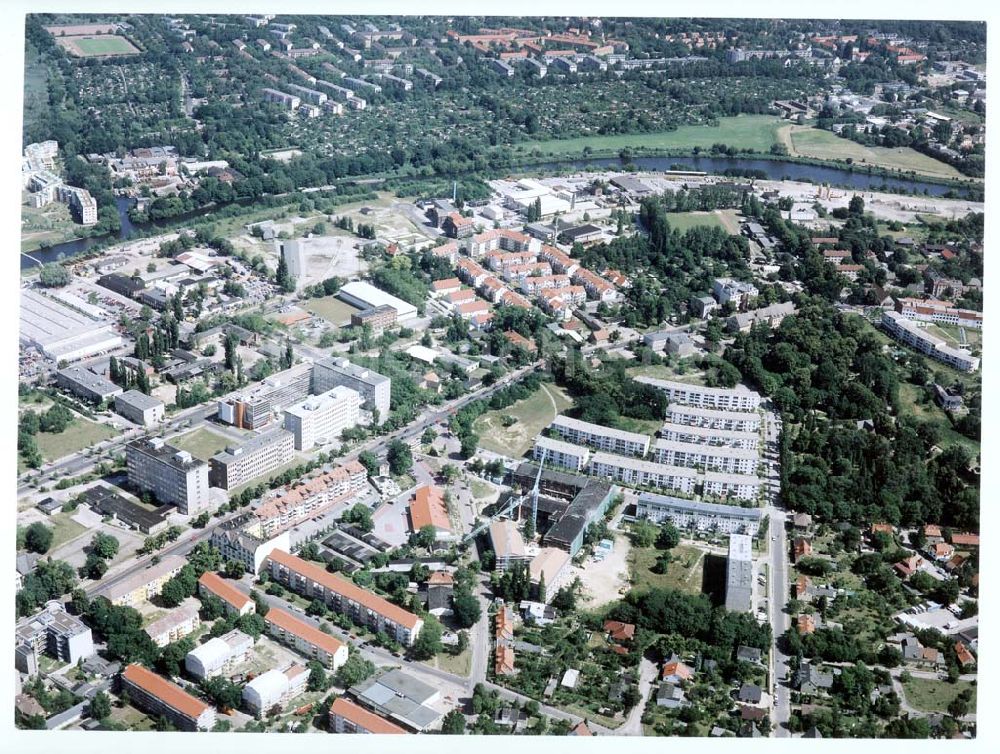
[604,620,635,643]
[661,660,694,684]
[408,485,453,540]
[431,278,462,297]
[954,642,975,668]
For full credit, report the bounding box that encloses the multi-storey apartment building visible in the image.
[104,555,186,608]
[635,376,761,412]
[666,405,761,433]
[588,452,699,494]
[635,492,762,535]
[329,697,408,734]
[198,571,255,616]
[895,298,983,329]
[209,428,296,489]
[282,386,363,450]
[725,534,754,613]
[261,88,301,109]
[702,471,761,501]
[253,460,368,537]
[263,607,349,669]
[120,664,217,731]
[881,311,980,372]
[15,601,94,673]
[210,515,291,574]
[242,665,309,718]
[532,435,591,472]
[285,82,328,105]
[266,550,423,646]
[144,603,201,648]
[659,421,759,449]
[712,277,759,309]
[651,438,759,475]
[549,415,650,457]
[312,357,391,425]
[125,438,210,514]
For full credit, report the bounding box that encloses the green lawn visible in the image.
[787,126,964,180]
[34,417,116,462]
[902,678,976,713]
[424,647,472,676]
[470,480,495,500]
[474,383,573,458]
[665,211,730,234]
[170,427,233,461]
[518,115,785,156]
[304,295,362,326]
[72,36,140,56]
[627,364,707,386]
[48,511,88,549]
[613,416,662,436]
[628,543,706,595]
[897,383,979,456]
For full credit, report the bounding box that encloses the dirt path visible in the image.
[714,209,742,235]
[539,382,559,419]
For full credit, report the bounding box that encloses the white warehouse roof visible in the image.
[337,281,418,321]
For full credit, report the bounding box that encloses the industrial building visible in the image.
[351,304,398,337]
[336,280,418,322]
[114,390,165,426]
[280,239,307,279]
[725,534,754,612]
[55,365,123,403]
[282,386,363,450]
[209,428,296,489]
[126,437,211,514]
[348,669,442,732]
[542,480,616,557]
[217,362,313,430]
[75,485,171,535]
[312,357,391,425]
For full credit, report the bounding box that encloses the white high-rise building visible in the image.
[283,386,363,450]
[312,357,391,425]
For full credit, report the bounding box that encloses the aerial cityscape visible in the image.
[15,12,984,740]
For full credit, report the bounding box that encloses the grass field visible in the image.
[898,383,979,456]
[901,677,976,713]
[474,383,573,458]
[35,417,116,463]
[518,115,786,156]
[171,427,233,461]
[785,126,964,180]
[21,193,83,253]
[627,363,707,386]
[304,295,362,326]
[424,647,472,676]
[665,211,733,234]
[58,35,140,57]
[48,511,88,549]
[628,543,706,595]
[613,416,662,436]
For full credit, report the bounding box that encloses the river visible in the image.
[22,155,976,270]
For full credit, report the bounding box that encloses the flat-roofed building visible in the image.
[15,601,95,673]
[185,629,254,680]
[242,664,308,718]
[651,438,759,475]
[266,550,423,646]
[209,428,295,489]
[285,82,328,105]
[702,471,761,501]
[635,376,761,412]
[337,280,418,322]
[312,357,391,425]
[895,297,983,329]
[532,434,591,472]
[549,415,650,457]
[725,534,754,612]
[144,602,201,648]
[329,696,407,734]
[881,311,979,372]
[261,88,301,109]
[282,386,363,450]
[55,365,123,404]
[114,390,165,426]
[488,519,531,571]
[666,405,761,433]
[588,452,698,494]
[103,555,186,608]
[21,289,123,363]
[126,437,211,514]
[198,571,255,616]
[351,304,397,337]
[218,362,314,430]
[264,607,349,669]
[542,480,616,557]
[659,421,759,450]
[348,669,441,731]
[635,492,762,535]
[76,485,171,535]
[119,663,216,731]
[210,515,292,574]
[530,547,571,602]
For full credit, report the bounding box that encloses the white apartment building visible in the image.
[666,405,761,433]
[588,451,699,494]
[312,357,391,425]
[532,434,591,472]
[209,428,296,490]
[282,386,363,450]
[635,376,762,412]
[702,471,761,501]
[184,629,254,681]
[242,665,309,718]
[651,438,760,475]
[659,421,759,449]
[713,277,759,308]
[549,415,651,457]
[895,298,983,330]
[144,603,201,648]
[881,311,980,372]
[285,82,328,105]
[125,438,211,514]
[635,492,762,535]
[261,88,301,110]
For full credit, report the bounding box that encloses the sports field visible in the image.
[518,115,786,156]
[665,210,737,234]
[56,34,140,57]
[473,383,572,458]
[783,126,963,180]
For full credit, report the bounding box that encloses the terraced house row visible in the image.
[265,549,423,646]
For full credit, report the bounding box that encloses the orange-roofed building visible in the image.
[924,524,944,542]
[120,664,216,731]
[198,571,255,616]
[264,607,349,670]
[431,277,462,296]
[603,620,635,643]
[329,697,408,734]
[495,645,516,676]
[792,537,812,562]
[447,288,477,306]
[496,606,514,643]
[569,720,593,736]
[954,642,975,667]
[950,533,980,548]
[408,485,452,539]
[427,570,454,586]
[931,542,955,561]
[504,330,537,353]
[871,523,894,535]
[661,660,694,684]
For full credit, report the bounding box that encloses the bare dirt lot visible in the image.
[574,530,631,609]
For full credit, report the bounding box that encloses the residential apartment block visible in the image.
[104,555,186,607]
[881,311,980,372]
[549,415,650,457]
[283,386,363,450]
[264,607,349,669]
[210,515,292,574]
[15,601,95,673]
[651,438,759,475]
[725,534,754,613]
[261,88,301,109]
[242,665,309,718]
[144,603,201,647]
[895,297,983,329]
[119,664,216,731]
[252,460,368,537]
[702,471,761,501]
[635,376,761,412]
[198,571,255,616]
[588,451,699,494]
[635,492,762,535]
[209,428,296,489]
[267,550,423,645]
[532,434,591,472]
[312,357,391,425]
[665,405,761,433]
[125,438,211,515]
[329,696,407,734]
[659,421,759,449]
[713,277,759,308]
